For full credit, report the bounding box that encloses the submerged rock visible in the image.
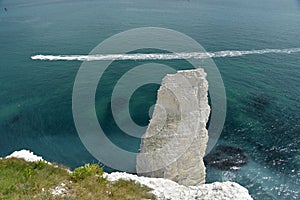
[136,68,210,186]
[245,93,273,115]
[204,145,247,171]
[9,114,22,124]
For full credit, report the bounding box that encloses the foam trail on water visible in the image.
[31,48,300,61]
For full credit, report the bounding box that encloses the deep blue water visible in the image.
[0,0,300,199]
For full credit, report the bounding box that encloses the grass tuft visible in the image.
[71,164,103,181]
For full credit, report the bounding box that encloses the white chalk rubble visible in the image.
[5,149,46,162]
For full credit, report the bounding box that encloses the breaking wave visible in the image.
[31,48,300,61]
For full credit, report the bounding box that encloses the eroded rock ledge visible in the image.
[106,172,253,200]
[137,68,210,186]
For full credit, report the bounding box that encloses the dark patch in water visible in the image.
[204,145,247,171]
[9,114,22,125]
[246,93,273,114]
[255,142,294,173]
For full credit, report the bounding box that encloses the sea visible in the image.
[0,0,299,199]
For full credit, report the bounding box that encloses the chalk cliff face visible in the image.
[136,68,210,186]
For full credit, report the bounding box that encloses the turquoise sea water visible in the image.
[0,0,300,199]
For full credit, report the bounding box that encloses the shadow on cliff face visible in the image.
[204,145,247,171]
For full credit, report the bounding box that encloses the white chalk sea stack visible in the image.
[137,68,210,186]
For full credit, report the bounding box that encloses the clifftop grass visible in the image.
[0,158,154,200]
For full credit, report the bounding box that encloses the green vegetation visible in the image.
[0,158,155,200]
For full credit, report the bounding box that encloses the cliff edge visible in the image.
[3,150,253,200]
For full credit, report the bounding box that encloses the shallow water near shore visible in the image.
[1,0,300,199]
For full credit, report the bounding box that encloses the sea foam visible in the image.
[31,48,300,61]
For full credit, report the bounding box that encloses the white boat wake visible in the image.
[31,48,300,61]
